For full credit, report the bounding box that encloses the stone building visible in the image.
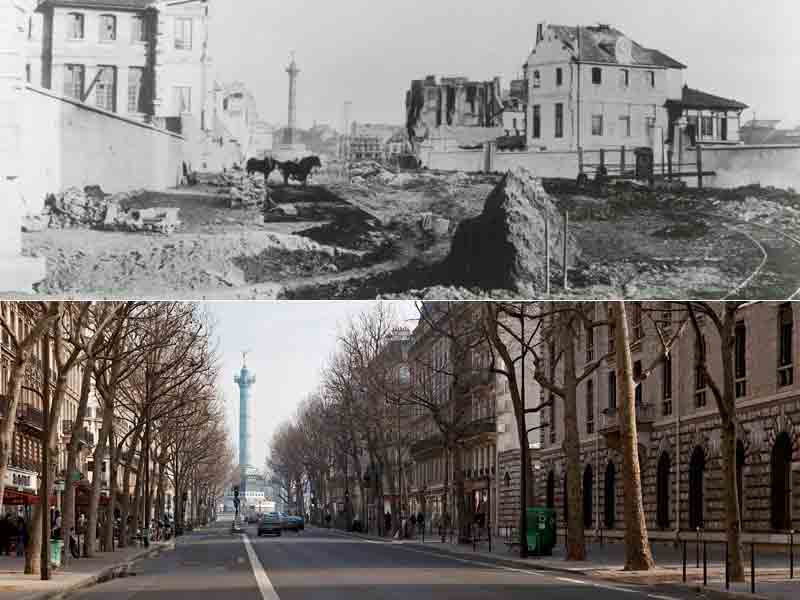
[535,302,800,541]
[522,23,747,153]
[406,75,504,148]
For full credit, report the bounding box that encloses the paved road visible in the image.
[71,521,713,600]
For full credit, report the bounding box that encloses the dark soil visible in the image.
[651,221,710,240]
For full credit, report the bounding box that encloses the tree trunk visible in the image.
[441,447,450,542]
[87,400,113,557]
[102,438,119,553]
[453,446,469,542]
[61,358,93,567]
[614,301,655,571]
[562,322,586,560]
[516,408,533,558]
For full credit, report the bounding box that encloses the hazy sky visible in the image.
[211,0,799,129]
[205,301,418,471]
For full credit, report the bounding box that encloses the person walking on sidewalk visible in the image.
[16,517,27,557]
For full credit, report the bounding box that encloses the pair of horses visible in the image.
[245,155,322,186]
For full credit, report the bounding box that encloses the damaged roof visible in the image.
[672,85,749,111]
[545,24,686,69]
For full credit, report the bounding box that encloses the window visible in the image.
[554,103,564,138]
[174,17,193,50]
[631,304,643,339]
[608,371,616,411]
[689,446,705,529]
[737,441,746,519]
[720,117,729,141]
[591,67,602,85]
[619,69,629,88]
[735,321,747,398]
[532,70,541,88]
[591,114,603,136]
[779,304,794,386]
[174,86,192,114]
[619,115,631,137]
[131,15,147,42]
[25,63,31,83]
[586,379,594,434]
[127,67,145,113]
[634,361,643,405]
[701,116,714,138]
[583,465,593,528]
[694,334,707,408]
[556,67,563,86]
[604,461,616,529]
[546,471,555,508]
[585,322,594,362]
[99,14,116,41]
[512,117,518,131]
[770,432,792,530]
[549,395,556,444]
[647,71,656,88]
[95,66,116,112]
[63,64,84,100]
[656,452,670,529]
[532,105,541,139]
[662,354,673,416]
[67,13,84,40]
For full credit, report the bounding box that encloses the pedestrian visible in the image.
[384,511,391,535]
[0,514,9,556]
[16,518,27,557]
[53,510,62,540]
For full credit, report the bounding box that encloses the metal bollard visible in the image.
[682,539,687,583]
[696,527,701,568]
[725,541,729,590]
[751,542,755,595]
[703,540,707,586]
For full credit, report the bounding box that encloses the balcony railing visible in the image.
[17,404,45,430]
[599,403,656,433]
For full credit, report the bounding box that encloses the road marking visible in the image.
[557,576,589,585]
[242,534,281,600]
[647,594,681,600]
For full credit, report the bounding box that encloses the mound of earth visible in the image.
[443,167,579,294]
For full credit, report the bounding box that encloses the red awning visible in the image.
[2,489,56,506]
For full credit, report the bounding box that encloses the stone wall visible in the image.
[20,85,185,210]
[535,394,800,538]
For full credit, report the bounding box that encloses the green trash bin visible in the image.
[49,540,63,567]
[526,508,556,556]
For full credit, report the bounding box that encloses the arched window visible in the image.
[546,470,555,508]
[604,461,616,529]
[771,432,793,530]
[583,465,593,529]
[737,440,746,520]
[689,447,705,530]
[656,452,670,529]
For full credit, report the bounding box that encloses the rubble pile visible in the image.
[215,172,273,209]
[444,167,579,294]
[32,186,181,234]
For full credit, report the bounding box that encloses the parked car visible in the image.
[257,513,282,537]
[284,515,304,532]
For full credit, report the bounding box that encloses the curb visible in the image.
[17,539,176,600]
[323,528,777,600]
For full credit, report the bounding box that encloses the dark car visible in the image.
[284,515,304,532]
[257,513,282,537]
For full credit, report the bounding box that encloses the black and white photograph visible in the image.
[2,0,800,299]
[2,2,800,600]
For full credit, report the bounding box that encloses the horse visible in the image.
[245,156,278,180]
[276,155,322,186]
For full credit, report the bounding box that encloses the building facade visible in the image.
[523,23,746,153]
[536,302,800,540]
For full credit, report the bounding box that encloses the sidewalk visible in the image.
[324,526,800,600]
[0,539,174,600]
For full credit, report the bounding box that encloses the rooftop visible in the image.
[674,85,749,111]
[542,24,686,69]
[40,0,154,8]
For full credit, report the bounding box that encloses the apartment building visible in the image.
[523,23,746,152]
[0,302,87,511]
[537,302,800,538]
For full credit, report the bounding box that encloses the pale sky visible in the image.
[205,301,418,472]
[211,0,799,129]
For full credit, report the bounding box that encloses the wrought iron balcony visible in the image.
[17,404,44,431]
[599,403,656,435]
